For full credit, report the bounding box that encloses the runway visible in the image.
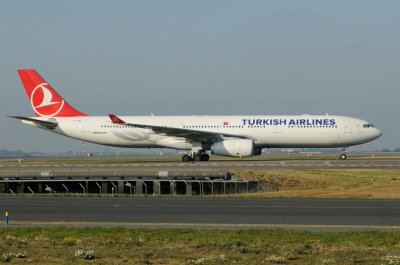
[2,197,400,231]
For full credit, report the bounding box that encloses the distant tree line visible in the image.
[0,149,32,158]
[381,148,400,152]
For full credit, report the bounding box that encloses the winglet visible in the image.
[109,114,126,124]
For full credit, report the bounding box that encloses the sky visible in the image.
[0,1,399,153]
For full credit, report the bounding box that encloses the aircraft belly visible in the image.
[56,124,151,147]
[336,133,371,146]
[112,130,150,142]
[261,130,339,148]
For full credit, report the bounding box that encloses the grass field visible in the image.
[236,169,400,199]
[1,227,400,264]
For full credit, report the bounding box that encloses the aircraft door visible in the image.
[343,121,352,133]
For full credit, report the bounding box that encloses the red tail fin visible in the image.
[17,69,87,117]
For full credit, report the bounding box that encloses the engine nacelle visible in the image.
[211,139,254,157]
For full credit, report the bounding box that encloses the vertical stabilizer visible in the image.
[17,69,87,117]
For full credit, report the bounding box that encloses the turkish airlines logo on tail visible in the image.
[30,83,64,117]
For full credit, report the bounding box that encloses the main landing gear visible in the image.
[182,151,210,162]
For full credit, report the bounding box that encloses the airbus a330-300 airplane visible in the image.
[10,69,382,162]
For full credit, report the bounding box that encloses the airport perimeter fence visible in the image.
[0,167,280,195]
[0,177,280,196]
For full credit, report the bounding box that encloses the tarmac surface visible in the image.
[1,196,400,231]
[1,158,400,178]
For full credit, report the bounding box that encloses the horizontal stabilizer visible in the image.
[8,116,58,129]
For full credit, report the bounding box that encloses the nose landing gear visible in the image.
[339,147,347,160]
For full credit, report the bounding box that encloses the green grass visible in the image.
[237,169,400,198]
[0,227,400,264]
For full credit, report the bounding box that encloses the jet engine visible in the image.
[211,139,254,157]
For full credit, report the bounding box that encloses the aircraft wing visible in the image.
[8,116,58,129]
[108,114,251,142]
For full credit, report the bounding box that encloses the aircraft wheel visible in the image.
[340,154,347,160]
[201,154,210,161]
[193,155,201,162]
[182,154,191,162]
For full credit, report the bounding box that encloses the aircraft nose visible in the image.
[373,128,383,139]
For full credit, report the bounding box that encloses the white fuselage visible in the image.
[23,115,382,150]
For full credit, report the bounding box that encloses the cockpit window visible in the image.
[363,124,374,128]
